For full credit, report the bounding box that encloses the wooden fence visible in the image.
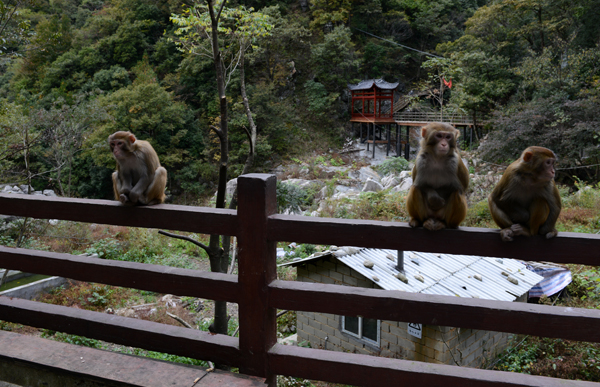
[394,111,479,126]
[1,173,600,386]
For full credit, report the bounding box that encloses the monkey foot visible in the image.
[545,230,558,239]
[408,219,420,228]
[119,194,130,205]
[423,219,445,231]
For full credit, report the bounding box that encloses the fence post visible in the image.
[237,174,278,385]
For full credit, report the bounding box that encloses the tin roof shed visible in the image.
[281,247,543,301]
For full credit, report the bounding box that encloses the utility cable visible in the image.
[352,27,444,59]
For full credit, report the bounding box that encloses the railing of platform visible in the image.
[1,173,599,386]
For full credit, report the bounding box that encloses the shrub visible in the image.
[375,157,411,176]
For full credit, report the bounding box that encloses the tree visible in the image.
[0,0,30,57]
[40,95,110,197]
[171,0,272,339]
[420,57,452,118]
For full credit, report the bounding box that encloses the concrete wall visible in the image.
[296,255,511,367]
[0,276,70,300]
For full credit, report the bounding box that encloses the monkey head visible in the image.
[109,131,137,161]
[421,123,460,157]
[520,146,556,183]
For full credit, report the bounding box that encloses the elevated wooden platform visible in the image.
[0,330,265,387]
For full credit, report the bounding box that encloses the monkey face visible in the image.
[109,132,137,161]
[109,139,129,160]
[433,131,455,156]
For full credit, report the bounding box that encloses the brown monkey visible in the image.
[109,131,167,205]
[406,123,469,230]
[488,146,561,242]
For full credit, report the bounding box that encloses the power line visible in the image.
[352,27,444,59]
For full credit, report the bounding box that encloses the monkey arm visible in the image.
[488,188,514,230]
[457,157,470,191]
[538,184,561,236]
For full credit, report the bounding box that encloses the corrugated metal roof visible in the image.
[281,247,543,302]
[348,79,399,91]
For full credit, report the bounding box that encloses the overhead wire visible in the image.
[352,27,445,59]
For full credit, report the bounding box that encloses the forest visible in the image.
[1,0,599,198]
[2,0,600,384]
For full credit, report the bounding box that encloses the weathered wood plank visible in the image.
[237,174,278,384]
[0,246,240,302]
[268,344,597,387]
[269,280,600,343]
[267,214,600,266]
[0,194,238,236]
[0,330,265,387]
[0,297,241,367]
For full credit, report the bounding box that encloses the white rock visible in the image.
[358,167,381,183]
[362,178,383,192]
[392,177,413,192]
[43,189,57,197]
[399,170,411,180]
[382,177,400,189]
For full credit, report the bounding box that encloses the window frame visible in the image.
[341,315,381,347]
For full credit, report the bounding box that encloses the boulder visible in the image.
[382,176,400,189]
[361,178,383,192]
[358,167,380,183]
[392,177,413,192]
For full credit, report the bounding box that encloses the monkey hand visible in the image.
[408,218,420,228]
[500,228,514,242]
[545,229,558,239]
[423,219,445,231]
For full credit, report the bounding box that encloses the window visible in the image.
[341,316,380,346]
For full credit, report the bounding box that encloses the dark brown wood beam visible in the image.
[268,344,595,387]
[0,194,238,236]
[0,330,264,387]
[237,174,278,384]
[0,246,240,302]
[268,280,600,343]
[267,214,600,266]
[0,297,241,367]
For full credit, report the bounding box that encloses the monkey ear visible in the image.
[523,151,533,162]
[455,129,461,140]
[129,134,137,144]
[421,127,428,138]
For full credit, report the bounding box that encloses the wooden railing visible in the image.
[1,173,600,386]
[394,111,480,125]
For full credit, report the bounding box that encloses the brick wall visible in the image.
[295,255,512,367]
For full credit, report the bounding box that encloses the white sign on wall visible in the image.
[407,323,422,339]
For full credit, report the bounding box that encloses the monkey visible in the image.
[406,122,469,231]
[109,131,167,206]
[488,146,561,242]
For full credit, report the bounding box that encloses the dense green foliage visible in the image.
[1,0,599,198]
[439,0,600,180]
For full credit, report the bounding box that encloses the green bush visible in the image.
[375,157,411,176]
[276,181,314,214]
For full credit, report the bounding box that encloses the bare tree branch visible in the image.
[158,230,210,254]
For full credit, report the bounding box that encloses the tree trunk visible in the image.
[207,0,231,341]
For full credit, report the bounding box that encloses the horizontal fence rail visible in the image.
[268,214,600,265]
[1,173,600,387]
[268,280,600,343]
[0,297,241,367]
[0,194,239,236]
[0,246,240,302]
[394,111,480,125]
